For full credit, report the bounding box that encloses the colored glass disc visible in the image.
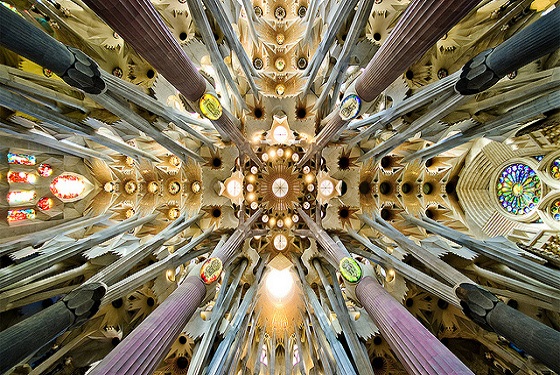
[339,94,362,121]
[496,163,541,216]
[339,257,362,283]
[551,198,560,221]
[199,93,222,120]
[37,197,54,211]
[550,158,560,180]
[200,257,223,284]
[38,163,53,177]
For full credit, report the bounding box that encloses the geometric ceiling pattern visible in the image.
[0,0,559,374]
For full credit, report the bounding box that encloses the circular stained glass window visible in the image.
[496,163,541,216]
[550,158,560,180]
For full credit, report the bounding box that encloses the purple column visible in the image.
[356,0,481,101]
[82,0,206,101]
[356,277,474,375]
[90,276,206,375]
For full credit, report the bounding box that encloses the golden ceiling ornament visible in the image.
[199,93,222,120]
[104,181,116,193]
[125,208,135,219]
[169,155,181,167]
[147,181,160,194]
[124,180,137,195]
[167,207,181,220]
[167,180,181,195]
[258,164,302,212]
[191,181,201,194]
[275,84,286,96]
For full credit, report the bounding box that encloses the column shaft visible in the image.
[356,277,473,375]
[356,0,480,101]
[90,276,206,375]
[0,283,105,373]
[82,0,206,101]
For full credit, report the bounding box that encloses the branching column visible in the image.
[456,6,560,94]
[298,209,473,374]
[299,0,481,166]
[82,0,262,165]
[0,5,105,94]
[457,284,560,373]
[82,0,205,101]
[89,212,260,375]
[355,0,480,101]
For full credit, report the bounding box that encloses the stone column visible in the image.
[89,276,206,375]
[300,0,481,165]
[457,283,560,373]
[355,0,481,101]
[82,0,206,101]
[456,6,560,95]
[0,4,105,94]
[0,283,106,373]
[356,277,474,375]
[211,209,262,264]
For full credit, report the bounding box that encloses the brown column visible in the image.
[82,0,206,101]
[356,0,481,101]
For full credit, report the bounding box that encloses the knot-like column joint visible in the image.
[0,282,106,374]
[456,283,560,373]
[455,283,499,331]
[63,282,107,327]
[62,46,107,95]
[455,49,499,95]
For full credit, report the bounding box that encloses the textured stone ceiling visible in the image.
[0,0,559,374]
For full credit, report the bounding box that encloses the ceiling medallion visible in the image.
[200,257,223,284]
[199,93,222,120]
[272,178,289,198]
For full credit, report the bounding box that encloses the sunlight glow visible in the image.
[266,268,294,300]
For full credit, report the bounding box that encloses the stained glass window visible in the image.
[7,208,36,222]
[496,163,541,215]
[37,197,54,211]
[7,171,37,184]
[7,190,37,205]
[550,158,560,180]
[7,153,36,166]
[551,199,560,221]
[50,174,86,200]
[38,163,53,177]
